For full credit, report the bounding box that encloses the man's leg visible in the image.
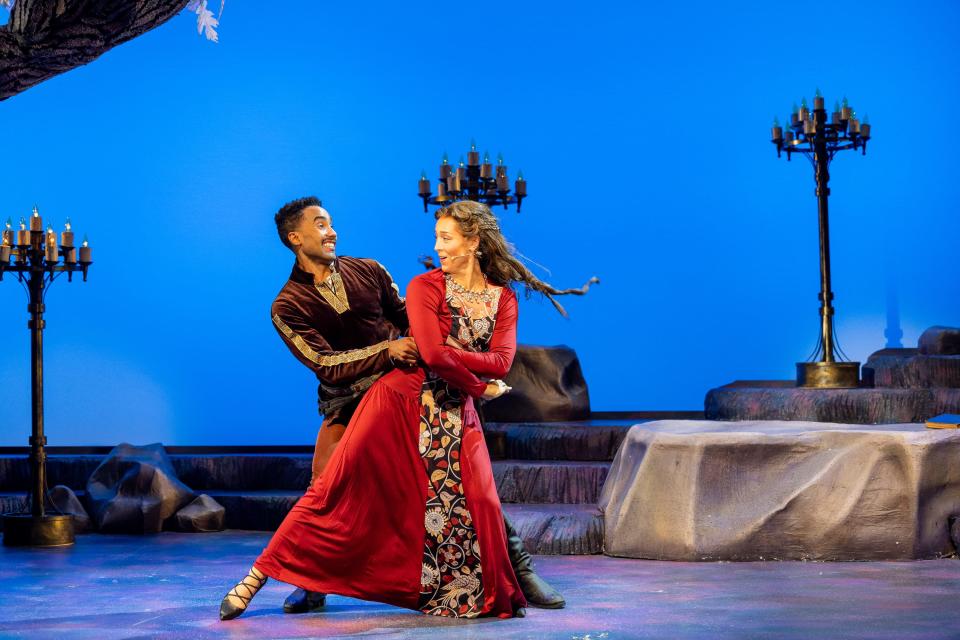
[503,511,566,608]
[283,407,352,614]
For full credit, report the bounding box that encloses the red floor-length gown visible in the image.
[254,269,526,618]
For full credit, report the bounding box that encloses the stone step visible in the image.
[484,421,631,460]
[863,350,960,388]
[0,422,630,492]
[207,490,602,554]
[2,457,607,502]
[705,381,960,423]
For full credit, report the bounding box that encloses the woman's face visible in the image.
[434,216,478,275]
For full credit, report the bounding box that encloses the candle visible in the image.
[2,218,13,247]
[480,151,492,178]
[418,171,431,196]
[496,152,507,177]
[514,171,526,197]
[860,116,871,139]
[798,98,809,122]
[791,103,799,126]
[785,130,795,143]
[0,245,9,264]
[79,235,92,264]
[831,101,841,124]
[437,181,448,198]
[447,172,461,193]
[840,96,851,121]
[849,113,860,134]
[813,88,824,111]
[496,173,508,192]
[16,217,29,246]
[45,225,58,262]
[467,139,479,166]
[30,206,42,231]
[440,153,451,179]
[60,218,74,247]
[804,118,815,135]
[771,117,783,141]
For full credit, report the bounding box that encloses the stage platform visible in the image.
[2,531,959,639]
[601,420,960,561]
[0,418,648,555]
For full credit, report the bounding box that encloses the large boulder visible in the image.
[919,327,960,356]
[173,494,225,532]
[600,420,960,561]
[49,485,91,533]
[483,345,590,422]
[86,443,195,533]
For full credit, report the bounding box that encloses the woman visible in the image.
[219,200,595,620]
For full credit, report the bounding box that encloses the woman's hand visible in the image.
[481,379,512,400]
[445,335,465,350]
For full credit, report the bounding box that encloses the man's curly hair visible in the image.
[275,196,322,249]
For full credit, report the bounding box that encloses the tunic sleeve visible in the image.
[407,275,487,398]
[451,290,518,379]
[271,303,391,386]
[373,260,409,333]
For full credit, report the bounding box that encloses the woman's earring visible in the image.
[475,248,482,258]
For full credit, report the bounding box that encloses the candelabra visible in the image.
[1,207,93,547]
[418,140,526,212]
[772,91,872,388]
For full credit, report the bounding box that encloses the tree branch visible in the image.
[0,0,190,101]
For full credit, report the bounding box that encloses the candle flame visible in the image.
[483,151,490,163]
[442,152,449,165]
[32,205,39,217]
[82,235,89,248]
[420,169,427,180]
[19,217,25,230]
[470,138,477,151]
[517,170,525,181]
[4,218,10,230]
[497,152,504,165]
[65,217,72,231]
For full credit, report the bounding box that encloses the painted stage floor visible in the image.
[2,531,959,640]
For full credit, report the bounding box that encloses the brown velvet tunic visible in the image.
[271,256,408,414]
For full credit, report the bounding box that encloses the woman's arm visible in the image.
[450,291,517,378]
[407,275,487,397]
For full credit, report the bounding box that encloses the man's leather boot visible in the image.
[503,513,565,608]
[283,588,327,613]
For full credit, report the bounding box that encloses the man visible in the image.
[271,196,565,613]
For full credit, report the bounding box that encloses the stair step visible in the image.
[484,422,631,461]
[863,351,960,388]
[493,460,608,504]
[0,455,102,492]
[205,490,602,554]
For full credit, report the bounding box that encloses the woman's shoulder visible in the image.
[408,268,445,289]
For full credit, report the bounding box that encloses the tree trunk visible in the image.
[0,0,190,101]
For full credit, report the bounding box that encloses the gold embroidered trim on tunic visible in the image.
[272,314,389,367]
[315,271,350,314]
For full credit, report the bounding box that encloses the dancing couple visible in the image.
[220,197,592,620]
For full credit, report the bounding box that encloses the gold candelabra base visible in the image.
[2,513,75,547]
[796,361,861,389]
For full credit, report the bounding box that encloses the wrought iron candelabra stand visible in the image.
[418,141,526,212]
[1,208,92,547]
[772,92,872,388]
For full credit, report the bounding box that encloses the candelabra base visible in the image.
[796,361,861,389]
[2,514,75,547]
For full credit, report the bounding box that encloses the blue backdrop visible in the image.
[1,2,958,445]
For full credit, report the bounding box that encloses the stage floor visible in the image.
[2,532,959,639]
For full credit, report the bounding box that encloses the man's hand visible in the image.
[388,337,419,367]
[481,379,512,400]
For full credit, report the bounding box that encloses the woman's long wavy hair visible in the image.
[436,200,598,317]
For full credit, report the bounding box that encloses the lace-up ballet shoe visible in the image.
[219,569,267,621]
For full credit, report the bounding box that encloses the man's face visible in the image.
[290,206,337,263]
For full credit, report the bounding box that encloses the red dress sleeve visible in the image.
[407,274,488,398]
[452,289,517,379]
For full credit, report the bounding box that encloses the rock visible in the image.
[483,345,590,422]
[919,327,960,356]
[174,494,225,532]
[951,516,960,555]
[49,485,91,533]
[863,350,960,389]
[600,420,960,561]
[86,443,195,533]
